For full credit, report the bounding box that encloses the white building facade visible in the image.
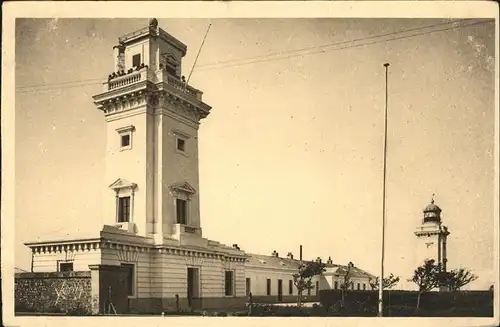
[23,19,374,313]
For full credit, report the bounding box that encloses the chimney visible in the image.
[287,252,294,260]
[299,245,303,261]
[272,250,279,258]
[232,244,240,250]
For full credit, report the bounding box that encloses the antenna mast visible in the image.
[186,23,212,86]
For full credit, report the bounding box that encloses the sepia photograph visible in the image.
[1,2,499,327]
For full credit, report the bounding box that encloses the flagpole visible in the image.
[378,62,390,317]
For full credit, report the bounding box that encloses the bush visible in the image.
[248,304,347,317]
[310,303,327,316]
[248,304,308,317]
[387,305,419,317]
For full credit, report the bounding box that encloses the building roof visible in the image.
[333,264,376,279]
[117,19,187,56]
[246,253,301,270]
[245,253,375,279]
[424,202,442,213]
[423,195,442,214]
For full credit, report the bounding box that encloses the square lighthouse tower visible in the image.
[93,18,212,245]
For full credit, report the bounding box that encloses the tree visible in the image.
[292,260,326,307]
[369,273,400,290]
[408,259,441,309]
[370,273,400,314]
[339,263,354,305]
[439,268,478,291]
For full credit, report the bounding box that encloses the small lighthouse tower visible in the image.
[414,195,450,274]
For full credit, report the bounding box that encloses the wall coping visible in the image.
[88,264,129,271]
[245,265,299,273]
[15,271,91,279]
[26,237,248,263]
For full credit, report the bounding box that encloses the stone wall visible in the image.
[15,271,92,314]
[15,270,316,315]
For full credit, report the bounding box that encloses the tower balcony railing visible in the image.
[172,223,202,238]
[414,225,443,237]
[157,70,203,101]
[114,222,137,234]
[104,68,151,91]
[101,68,203,102]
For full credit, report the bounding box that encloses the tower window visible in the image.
[173,130,190,155]
[116,125,135,151]
[177,138,185,152]
[164,54,178,76]
[166,65,177,76]
[132,54,141,68]
[121,134,130,147]
[176,198,187,224]
[118,196,131,222]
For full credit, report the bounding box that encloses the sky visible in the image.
[14,18,496,290]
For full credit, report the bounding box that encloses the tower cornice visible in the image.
[117,25,187,57]
[156,107,200,130]
[93,80,152,112]
[93,70,211,123]
[414,224,450,237]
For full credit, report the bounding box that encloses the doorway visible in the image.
[246,278,251,295]
[277,279,283,302]
[187,267,200,308]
